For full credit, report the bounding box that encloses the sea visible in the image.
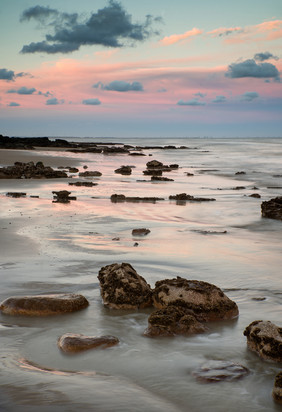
[0,137,281,411]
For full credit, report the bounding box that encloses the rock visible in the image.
[151,176,174,182]
[243,320,282,362]
[186,173,194,176]
[152,277,238,321]
[261,197,282,220]
[68,167,79,173]
[192,360,249,383]
[146,160,163,168]
[169,164,179,169]
[132,228,151,236]
[144,306,207,337]
[235,171,246,175]
[273,372,282,404]
[0,135,73,149]
[143,169,163,176]
[52,190,76,203]
[78,171,102,177]
[0,162,68,179]
[114,166,132,175]
[103,146,129,154]
[68,181,97,187]
[58,333,119,353]
[111,194,164,203]
[0,293,89,316]
[6,192,26,198]
[232,186,246,190]
[98,263,152,310]
[169,193,216,202]
[249,193,261,198]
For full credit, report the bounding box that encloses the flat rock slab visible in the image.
[152,277,238,321]
[144,306,207,337]
[98,263,152,310]
[192,360,249,383]
[273,371,282,404]
[243,320,282,362]
[0,294,89,316]
[58,334,119,353]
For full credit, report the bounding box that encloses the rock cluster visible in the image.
[0,135,73,149]
[0,161,68,179]
[58,333,119,353]
[243,320,282,362]
[98,263,153,310]
[261,197,282,221]
[0,294,89,316]
[52,190,77,203]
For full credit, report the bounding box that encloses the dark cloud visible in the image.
[8,102,20,107]
[177,99,205,106]
[38,91,52,97]
[225,59,280,79]
[7,87,36,95]
[254,52,279,62]
[194,92,206,98]
[0,68,16,81]
[46,97,64,105]
[241,92,259,102]
[82,98,101,105]
[93,80,143,92]
[212,95,226,103]
[218,28,243,37]
[20,1,160,54]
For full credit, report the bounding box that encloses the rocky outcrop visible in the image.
[114,166,132,175]
[111,194,164,203]
[52,190,77,203]
[261,197,282,221]
[6,192,26,198]
[192,360,249,383]
[0,293,89,316]
[98,263,152,309]
[0,162,68,179]
[144,306,206,337]
[78,171,102,177]
[169,193,216,202]
[0,135,73,149]
[243,320,282,362]
[152,277,238,321]
[132,228,151,236]
[273,372,282,404]
[58,333,119,353]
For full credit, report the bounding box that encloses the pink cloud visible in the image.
[159,28,203,46]
[207,27,243,37]
[223,19,282,44]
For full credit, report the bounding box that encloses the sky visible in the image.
[0,0,282,138]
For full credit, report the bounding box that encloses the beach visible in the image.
[0,137,282,411]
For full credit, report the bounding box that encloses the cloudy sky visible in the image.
[0,0,281,137]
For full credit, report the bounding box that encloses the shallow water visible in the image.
[0,137,282,411]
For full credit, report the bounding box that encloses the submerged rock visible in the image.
[114,166,132,175]
[52,190,76,203]
[111,194,164,203]
[0,293,89,316]
[78,171,102,177]
[169,193,216,202]
[98,262,152,310]
[152,277,238,321]
[68,181,97,187]
[273,372,282,404]
[192,360,249,383]
[58,333,119,353]
[144,306,206,337]
[261,197,282,221]
[243,320,282,362]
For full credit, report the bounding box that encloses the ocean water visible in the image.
[0,137,281,411]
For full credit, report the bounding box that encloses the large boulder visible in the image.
[144,306,206,337]
[152,277,238,321]
[0,293,89,316]
[261,197,282,220]
[58,333,119,353]
[243,320,282,362]
[273,372,282,404]
[98,263,152,309]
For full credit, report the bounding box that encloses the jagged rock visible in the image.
[58,333,119,353]
[111,194,164,203]
[169,193,216,202]
[78,171,102,177]
[98,263,152,309]
[144,306,207,337]
[261,197,282,221]
[273,372,282,404]
[132,228,151,236]
[52,190,76,203]
[243,320,282,362]
[6,192,26,198]
[114,166,132,175]
[0,161,68,179]
[192,360,249,383]
[0,293,89,316]
[152,277,238,321]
